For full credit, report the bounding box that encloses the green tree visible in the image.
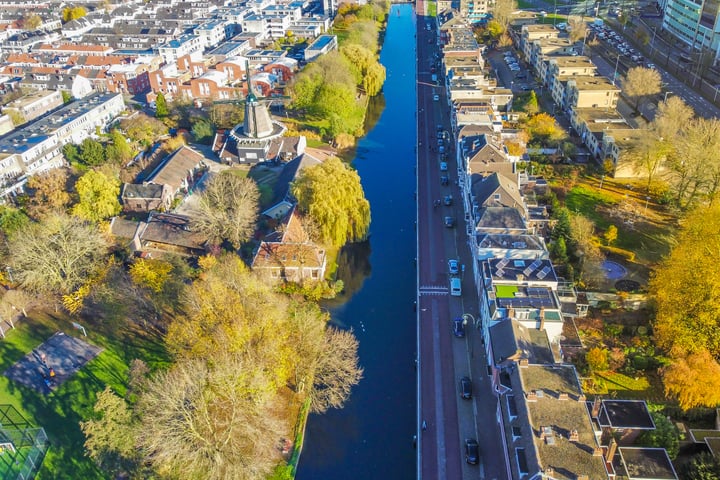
[637,411,680,459]
[192,172,260,248]
[62,143,80,163]
[549,236,568,263]
[0,206,29,237]
[80,387,140,476]
[524,90,539,115]
[586,347,609,372]
[155,92,168,118]
[191,118,214,144]
[7,110,25,127]
[72,169,122,222]
[680,453,720,480]
[105,129,133,165]
[7,213,108,294]
[291,157,371,247]
[78,138,105,167]
[603,225,618,246]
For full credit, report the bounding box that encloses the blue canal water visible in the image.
[295,5,418,479]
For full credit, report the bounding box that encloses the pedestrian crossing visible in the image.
[419,285,449,295]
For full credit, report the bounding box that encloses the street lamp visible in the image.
[644,196,650,215]
[600,174,605,189]
[612,53,621,86]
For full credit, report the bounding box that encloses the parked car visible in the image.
[510,65,521,72]
[444,216,455,228]
[465,439,479,465]
[448,258,459,275]
[440,162,448,171]
[433,94,440,101]
[460,377,472,399]
[440,175,449,185]
[452,317,465,337]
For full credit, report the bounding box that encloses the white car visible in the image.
[510,65,521,71]
[433,94,440,101]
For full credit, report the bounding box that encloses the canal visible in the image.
[295,4,418,479]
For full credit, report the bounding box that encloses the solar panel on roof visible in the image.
[496,268,505,277]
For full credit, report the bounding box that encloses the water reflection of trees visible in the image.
[326,240,372,307]
[364,93,386,132]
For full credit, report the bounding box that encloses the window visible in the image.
[515,448,529,475]
[512,426,522,439]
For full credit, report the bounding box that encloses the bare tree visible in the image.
[491,0,517,29]
[309,327,363,413]
[7,213,108,295]
[0,289,33,327]
[626,133,673,191]
[676,118,720,205]
[622,67,662,112]
[136,354,288,480]
[654,96,694,140]
[568,17,588,43]
[193,172,260,248]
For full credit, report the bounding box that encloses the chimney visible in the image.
[591,397,602,418]
[508,306,515,318]
[569,429,579,442]
[592,447,603,457]
[545,467,554,477]
[559,393,569,401]
[519,358,529,367]
[527,390,538,402]
[606,438,618,461]
[577,394,586,403]
[539,307,545,330]
[517,273,524,283]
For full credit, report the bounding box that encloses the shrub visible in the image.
[586,347,609,372]
[599,245,636,262]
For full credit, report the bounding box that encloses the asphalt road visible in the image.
[416,6,509,480]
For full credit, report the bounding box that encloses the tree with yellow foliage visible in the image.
[62,6,87,22]
[662,349,720,410]
[650,204,720,359]
[129,259,173,293]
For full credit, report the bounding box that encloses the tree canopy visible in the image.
[192,172,260,248]
[650,203,720,359]
[7,213,108,294]
[622,67,662,112]
[72,168,122,223]
[291,157,370,247]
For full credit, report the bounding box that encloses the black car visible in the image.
[465,438,479,465]
[452,317,465,337]
[443,195,453,206]
[444,216,455,228]
[460,377,472,399]
[440,175,449,185]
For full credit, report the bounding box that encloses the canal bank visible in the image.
[295,4,418,479]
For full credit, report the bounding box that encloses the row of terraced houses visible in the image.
[435,9,679,480]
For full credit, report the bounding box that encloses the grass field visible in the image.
[563,179,675,265]
[0,310,169,479]
[582,371,665,401]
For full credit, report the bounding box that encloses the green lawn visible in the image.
[495,285,519,298]
[582,371,663,400]
[427,1,437,17]
[0,311,169,479]
[564,183,673,264]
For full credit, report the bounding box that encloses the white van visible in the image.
[450,277,462,297]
